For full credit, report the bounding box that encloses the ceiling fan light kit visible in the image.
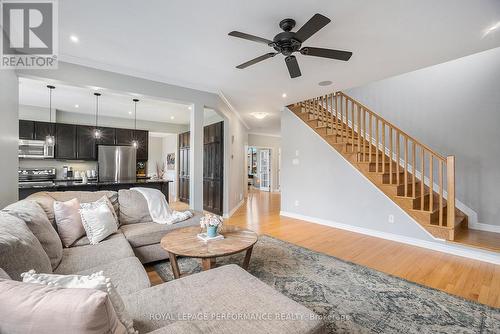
[229,13,353,78]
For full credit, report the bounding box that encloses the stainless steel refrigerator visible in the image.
[98,146,136,182]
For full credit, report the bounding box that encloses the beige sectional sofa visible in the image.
[0,190,325,333]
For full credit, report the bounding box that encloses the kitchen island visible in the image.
[19,179,171,202]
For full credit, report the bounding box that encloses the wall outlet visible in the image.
[294,200,300,207]
[388,214,395,224]
[295,150,300,157]
[239,193,243,201]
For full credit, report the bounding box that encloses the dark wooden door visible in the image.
[76,125,96,160]
[135,130,149,161]
[34,122,55,141]
[115,128,134,145]
[19,120,34,140]
[178,131,190,203]
[203,121,223,215]
[55,123,77,159]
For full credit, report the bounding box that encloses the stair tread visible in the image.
[451,226,500,253]
[291,104,469,241]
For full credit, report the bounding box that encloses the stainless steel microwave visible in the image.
[18,140,54,159]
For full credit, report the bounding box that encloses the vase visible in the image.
[207,226,218,238]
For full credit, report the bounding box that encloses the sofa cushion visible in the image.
[80,199,118,245]
[22,269,136,334]
[27,191,119,227]
[118,189,152,225]
[0,279,127,334]
[122,264,325,334]
[120,213,202,248]
[54,198,86,247]
[2,200,63,270]
[76,257,150,296]
[0,212,52,280]
[54,233,135,274]
[72,230,124,247]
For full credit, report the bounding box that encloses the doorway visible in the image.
[247,146,272,192]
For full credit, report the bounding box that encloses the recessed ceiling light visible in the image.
[250,112,269,120]
[318,80,333,86]
[282,93,287,98]
[170,116,175,120]
[128,111,132,115]
[74,104,79,108]
[70,35,79,43]
[188,106,192,110]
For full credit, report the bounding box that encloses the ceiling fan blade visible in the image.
[285,55,302,78]
[294,14,331,43]
[228,31,272,45]
[300,47,353,61]
[236,53,277,69]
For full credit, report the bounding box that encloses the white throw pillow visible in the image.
[80,199,118,244]
[21,269,137,334]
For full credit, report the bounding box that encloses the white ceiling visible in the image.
[19,77,204,124]
[56,0,500,134]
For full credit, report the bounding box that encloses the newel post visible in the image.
[446,155,456,228]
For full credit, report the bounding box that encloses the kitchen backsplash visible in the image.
[19,159,98,179]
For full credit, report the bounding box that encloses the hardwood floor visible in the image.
[150,190,500,308]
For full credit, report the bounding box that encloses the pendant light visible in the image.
[93,92,102,139]
[131,98,139,148]
[45,85,55,146]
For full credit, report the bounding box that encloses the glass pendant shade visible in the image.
[132,99,139,149]
[94,92,101,139]
[46,85,55,146]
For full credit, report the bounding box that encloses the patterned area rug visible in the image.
[154,235,500,333]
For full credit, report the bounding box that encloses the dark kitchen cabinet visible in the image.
[178,122,224,214]
[55,123,77,159]
[115,128,134,145]
[34,122,55,141]
[178,131,190,203]
[19,119,149,162]
[135,130,149,161]
[19,120,35,140]
[76,125,96,160]
[96,127,115,146]
[203,122,223,215]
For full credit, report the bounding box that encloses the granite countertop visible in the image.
[19,178,171,189]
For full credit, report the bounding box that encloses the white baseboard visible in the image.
[223,199,245,218]
[280,210,500,265]
[468,222,500,234]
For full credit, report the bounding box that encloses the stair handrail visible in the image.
[295,91,456,235]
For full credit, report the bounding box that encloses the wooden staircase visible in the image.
[288,92,468,241]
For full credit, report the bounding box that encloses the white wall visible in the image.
[147,136,164,176]
[248,133,281,192]
[56,110,189,133]
[281,108,436,240]
[0,70,19,208]
[345,47,500,228]
[162,134,178,201]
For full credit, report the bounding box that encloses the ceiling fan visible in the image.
[228,13,352,78]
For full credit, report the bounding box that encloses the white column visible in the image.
[189,103,204,211]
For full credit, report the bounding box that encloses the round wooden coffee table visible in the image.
[160,225,258,279]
